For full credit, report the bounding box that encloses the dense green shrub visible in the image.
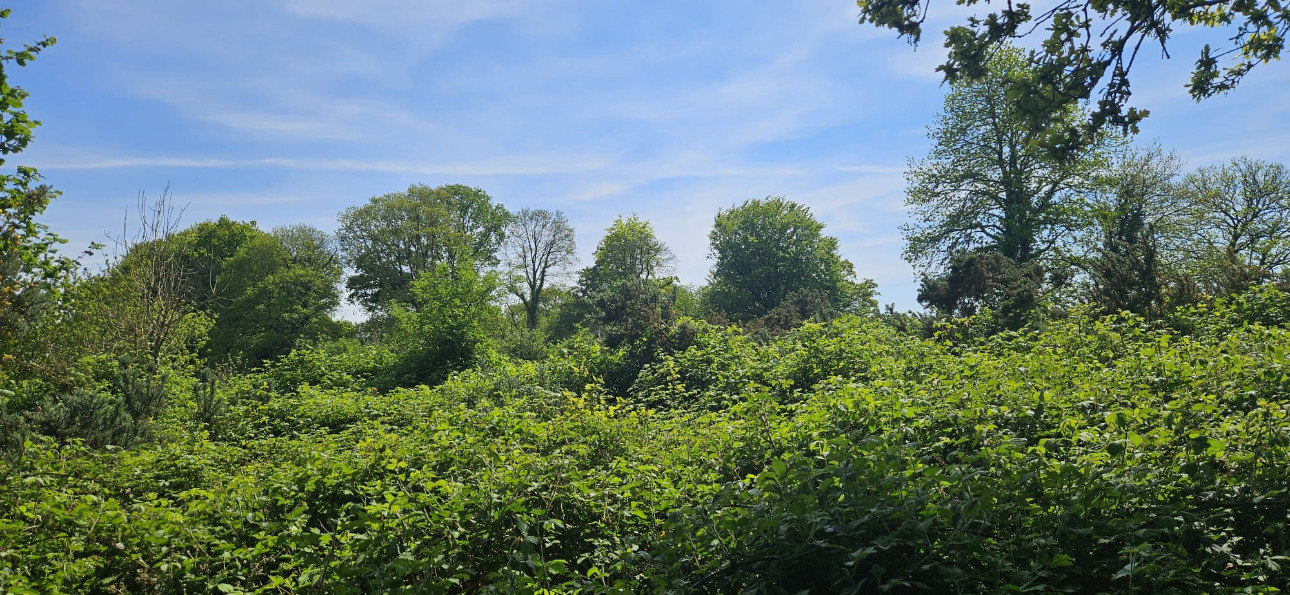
[2,304,1289,593]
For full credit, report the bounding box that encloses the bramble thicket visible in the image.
[2,7,1290,594]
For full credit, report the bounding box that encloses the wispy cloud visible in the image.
[37,154,615,176]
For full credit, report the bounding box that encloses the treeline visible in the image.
[900,47,1290,335]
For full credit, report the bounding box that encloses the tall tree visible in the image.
[706,197,855,322]
[857,0,1290,148]
[576,215,677,348]
[1176,157,1290,294]
[903,46,1109,275]
[501,209,577,330]
[903,46,1111,328]
[337,184,509,312]
[1085,145,1186,317]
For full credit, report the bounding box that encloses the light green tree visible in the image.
[337,184,509,312]
[1176,157,1290,294]
[0,12,72,358]
[903,47,1111,276]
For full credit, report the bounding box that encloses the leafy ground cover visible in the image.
[3,299,1289,593]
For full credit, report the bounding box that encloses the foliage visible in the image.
[568,214,694,394]
[174,215,263,309]
[918,250,1046,332]
[1176,156,1290,295]
[21,357,168,449]
[0,18,73,361]
[5,299,1289,592]
[857,0,1290,149]
[706,197,858,322]
[578,214,674,289]
[337,184,509,312]
[903,46,1109,275]
[387,258,502,388]
[502,208,578,331]
[1084,145,1185,318]
[270,223,342,279]
[205,234,342,365]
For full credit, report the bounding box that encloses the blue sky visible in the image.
[6,1,1290,312]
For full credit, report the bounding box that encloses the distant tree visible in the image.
[502,209,577,330]
[175,216,263,309]
[576,215,677,347]
[272,223,342,278]
[903,47,1109,275]
[706,197,855,322]
[1175,157,1290,295]
[580,214,674,285]
[857,0,1290,150]
[1085,146,1186,317]
[904,47,1111,328]
[209,267,343,364]
[205,233,342,364]
[388,258,501,387]
[337,184,509,312]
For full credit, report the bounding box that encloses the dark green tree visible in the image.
[175,216,263,309]
[337,184,509,312]
[919,251,1045,332]
[205,232,343,365]
[705,197,856,322]
[1085,146,1185,317]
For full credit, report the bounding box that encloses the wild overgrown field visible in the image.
[3,289,1289,593]
[5,6,1290,593]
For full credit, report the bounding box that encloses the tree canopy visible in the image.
[337,184,509,312]
[857,0,1290,149]
[903,46,1110,275]
[706,197,855,322]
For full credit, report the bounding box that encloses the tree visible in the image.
[388,258,501,387]
[1175,157,1290,294]
[0,14,72,358]
[706,197,856,322]
[205,232,343,364]
[918,250,1045,331]
[1084,145,1186,317]
[575,214,677,342]
[271,223,342,278]
[501,209,577,330]
[175,215,263,310]
[89,190,209,367]
[857,0,1290,149]
[903,47,1110,277]
[208,267,343,364]
[337,184,509,312]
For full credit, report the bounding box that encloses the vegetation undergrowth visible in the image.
[3,296,1289,593]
